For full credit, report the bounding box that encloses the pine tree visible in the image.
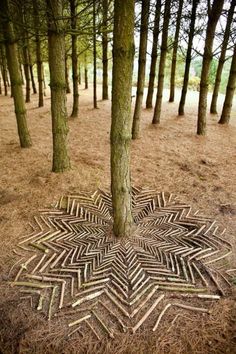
[178,0,198,115]
[197,0,224,135]
[210,0,236,114]
[111,0,135,237]
[169,0,184,102]
[152,0,171,124]
[46,0,71,172]
[218,44,236,124]
[0,0,31,148]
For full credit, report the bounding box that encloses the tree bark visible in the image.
[146,0,161,109]
[0,43,8,95]
[46,0,70,172]
[197,0,224,135]
[70,0,79,118]
[93,0,97,108]
[65,55,71,94]
[22,46,31,103]
[29,64,37,94]
[169,0,184,102]
[132,0,150,139]
[218,44,236,124]
[84,51,88,89]
[210,0,236,114]
[33,0,44,107]
[111,0,135,237]
[152,0,171,124]
[102,0,109,100]
[0,0,31,147]
[178,0,198,115]
[78,63,81,85]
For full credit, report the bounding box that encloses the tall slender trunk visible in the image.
[197,0,224,135]
[78,63,81,85]
[111,0,135,237]
[0,73,2,94]
[29,64,37,94]
[178,0,198,115]
[33,0,44,107]
[46,0,70,172]
[169,0,183,102]
[65,55,71,94]
[218,44,236,124]
[102,0,109,100]
[93,0,97,108]
[22,46,31,102]
[132,0,150,139]
[210,0,236,114]
[0,43,8,95]
[70,0,79,118]
[84,51,88,89]
[146,0,161,109]
[0,0,31,147]
[152,0,171,124]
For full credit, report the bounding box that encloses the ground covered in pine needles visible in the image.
[0,85,236,354]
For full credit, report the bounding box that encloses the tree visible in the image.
[111,0,135,237]
[46,0,71,172]
[146,0,161,109]
[102,0,109,100]
[169,0,184,102]
[218,44,236,124]
[33,0,44,107]
[0,0,31,148]
[93,0,97,108]
[152,0,171,124]
[197,0,224,135]
[84,50,88,89]
[0,43,8,96]
[70,0,79,118]
[178,0,199,115]
[210,0,236,114]
[132,0,150,139]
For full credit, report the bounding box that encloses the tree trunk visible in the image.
[178,0,198,115]
[22,46,31,103]
[132,0,150,139]
[30,64,37,94]
[78,63,81,85]
[197,0,224,135]
[111,0,135,238]
[33,0,44,107]
[93,0,97,108]
[70,0,79,118]
[210,0,236,114]
[169,0,184,102]
[65,55,71,94]
[102,0,109,100]
[218,44,236,124]
[46,0,70,172]
[146,0,161,109]
[84,52,88,89]
[0,43,8,95]
[0,0,31,147]
[152,0,171,124]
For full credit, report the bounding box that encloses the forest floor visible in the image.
[0,84,236,354]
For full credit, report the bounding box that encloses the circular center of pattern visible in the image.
[11,187,232,339]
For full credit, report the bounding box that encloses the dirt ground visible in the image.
[0,84,236,354]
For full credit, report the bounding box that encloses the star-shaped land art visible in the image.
[10,187,232,339]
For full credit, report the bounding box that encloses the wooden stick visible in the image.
[173,303,210,313]
[68,314,91,327]
[132,294,165,333]
[153,303,172,332]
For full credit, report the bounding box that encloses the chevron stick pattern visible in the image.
[11,187,232,338]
